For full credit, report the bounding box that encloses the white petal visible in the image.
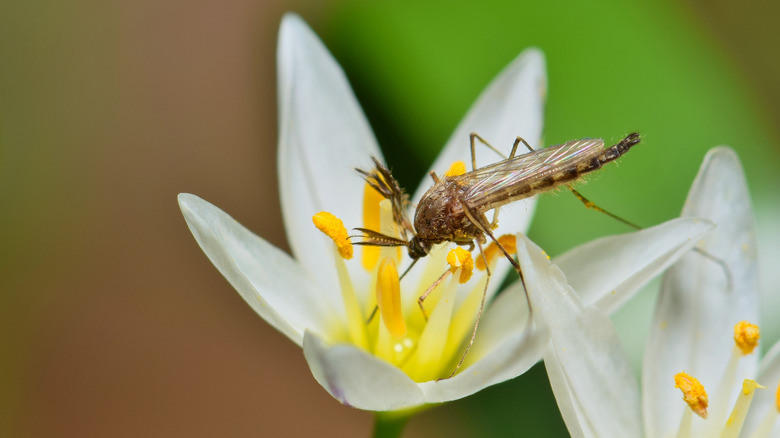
[302,330,425,411]
[554,217,715,314]
[277,14,381,293]
[514,234,641,438]
[409,48,547,296]
[642,147,759,438]
[416,48,547,198]
[741,340,780,437]
[178,194,338,345]
[419,285,550,403]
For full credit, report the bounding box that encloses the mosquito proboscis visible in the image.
[352,132,642,377]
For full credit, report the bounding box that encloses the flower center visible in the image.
[312,200,516,382]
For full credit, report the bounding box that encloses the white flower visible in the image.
[177,13,714,411]
[539,146,780,437]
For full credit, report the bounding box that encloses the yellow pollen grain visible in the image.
[734,321,760,355]
[445,161,466,177]
[742,379,764,395]
[361,182,384,269]
[447,247,474,283]
[312,211,353,260]
[376,257,406,338]
[476,235,517,270]
[675,372,709,419]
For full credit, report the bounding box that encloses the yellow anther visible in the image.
[376,257,406,338]
[446,247,474,283]
[476,235,517,270]
[312,211,353,259]
[675,372,709,419]
[445,161,466,177]
[734,321,760,355]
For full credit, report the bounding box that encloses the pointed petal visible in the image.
[512,234,641,438]
[277,14,381,292]
[302,331,425,411]
[554,217,715,314]
[409,49,547,297]
[416,48,547,200]
[741,340,780,437]
[419,285,550,403]
[178,194,338,345]
[413,48,546,225]
[642,147,759,438]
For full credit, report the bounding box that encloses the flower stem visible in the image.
[372,410,414,438]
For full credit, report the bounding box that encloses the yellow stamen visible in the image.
[376,257,406,338]
[312,211,353,259]
[445,161,466,177]
[361,182,384,269]
[446,247,474,283]
[329,244,368,349]
[747,380,779,438]
[675,372,709,419]
[721,379,764,438]
[776,379,780,413]
[734,321,760,355]
[475,235,517,270]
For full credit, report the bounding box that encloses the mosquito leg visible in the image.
[569,187,734,292]
[470,135,534,227]
[418,269,451,321]
[478,217,535,370]
[447,239,491,378]
[510,136,534,157]
[357,158,415,237]
[442,197,533,379]
[490,208,501,229]
[568,186,642,230]
[469,132,508,170]
[459,197,530,311]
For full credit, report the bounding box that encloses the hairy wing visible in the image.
[452,138,605,209]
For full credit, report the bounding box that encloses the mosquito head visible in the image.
[408,236,431,260]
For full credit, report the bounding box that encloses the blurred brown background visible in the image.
[1,0,777,437]
[0,1,374,436]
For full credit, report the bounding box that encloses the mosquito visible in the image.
[353,132,642,377]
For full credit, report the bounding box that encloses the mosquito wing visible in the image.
[452,138,606,211]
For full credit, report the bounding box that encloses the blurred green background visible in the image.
[1,0,778,436]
